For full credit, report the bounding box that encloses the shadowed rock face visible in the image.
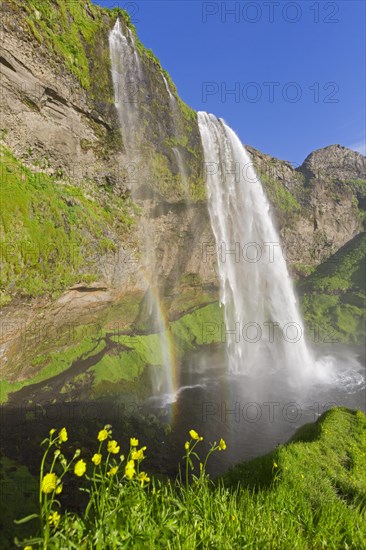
[0,1,365,388]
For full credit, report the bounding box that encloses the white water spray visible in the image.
[198,112,315,383]
[109,19,143,153]
[161,73,175,107]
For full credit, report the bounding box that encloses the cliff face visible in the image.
[0,0,365,401]
[247,145,365,273]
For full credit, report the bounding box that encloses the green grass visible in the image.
[0,145,134,305]
[259,172,301,219]
[0,329,104,403]
[10,407,366,549]
[299,233,366,344]
[0,457,38,548]
[0,300,223,404]
[11,0,114,91]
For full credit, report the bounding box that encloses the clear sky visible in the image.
[96,0,365,165]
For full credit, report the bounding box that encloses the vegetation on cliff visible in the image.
[300,233,366,344]
[0,145,135,306]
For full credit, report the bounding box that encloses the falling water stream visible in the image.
[109,19,143,153]
[107,20,365,470]
[197,112,315,383]
[0,19,364,491]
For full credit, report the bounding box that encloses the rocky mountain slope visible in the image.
[0,0,365,403]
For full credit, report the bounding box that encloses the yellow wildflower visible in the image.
[232,515,236,521]
[24,546,33,550]
[131,447,146,461]
[218,438,227,451]
[55,483,63,495]
[49,428,56,436]
[48,511,61,527]
[74,459,86,477]
[189,429,200,440]
[107,440,120,454]
[125,459,135,479]
[130,437,139,447]
[107,466,118,477]
[97,429,109,442]
[184,441,189,450]
[41,473,57,494]
[273,462,278,468]
[92,453,102,466]
[58,427,68,443]
[138,471,150,487]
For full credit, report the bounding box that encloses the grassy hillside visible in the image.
[0,145,135,305]
[4,407,365,548]
[300,232,366,344]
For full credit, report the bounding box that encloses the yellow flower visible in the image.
[23,546,33,550]
[189,429,200,440]
[49,428,56,436]
[218,438,227,451]
[138,471,150,487]
[131,447,146,461]
[273,462,278,468]
[184,441,189,450]
[92,453,102,466]
[48,511,61,527]
[130,437,139,447]
[232,515,236,521]
[74,459,86,477]
[107,466,118,477]
[58,427,68,442]
[107,440,120,454]
[125,459,135,479]
[97,429,109,442]
[55,483,63,495]
[41,473,57,494]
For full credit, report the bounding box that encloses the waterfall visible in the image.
[161,72,191,198]
[109,19,177,399]
[198,112,315,382]
[109,19,143,153]
[161,73,175,107]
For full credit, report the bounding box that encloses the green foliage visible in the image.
[0,328,104,403]
[0,146,134,304]
[299,233,366,344]
[260,172,301,217]
[12,408,366,549]
[11,0,107,90]
[0,458,38,548]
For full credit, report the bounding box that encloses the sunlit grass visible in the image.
[10,407,366,549]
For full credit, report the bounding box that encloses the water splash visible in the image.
[198,112,315,384]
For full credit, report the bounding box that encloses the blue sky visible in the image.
[96,0,365,165]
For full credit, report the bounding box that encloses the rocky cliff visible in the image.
[0,0,365,403]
